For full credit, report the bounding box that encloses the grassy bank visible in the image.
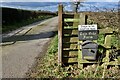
[2,7,57,33]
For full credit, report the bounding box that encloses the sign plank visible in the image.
[78,25,97,31]
[78,24,98,40]
[78,30,98,40]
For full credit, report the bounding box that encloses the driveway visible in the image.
[1,17,58,78]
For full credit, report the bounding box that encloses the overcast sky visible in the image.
[1,0,120,2]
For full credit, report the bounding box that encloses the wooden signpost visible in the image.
[78,24,98,68]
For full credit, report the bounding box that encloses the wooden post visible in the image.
[78,13,86,68]
[58,4,63,66]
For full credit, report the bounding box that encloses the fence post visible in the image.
[78,13,86,68]
[58,4,63,66]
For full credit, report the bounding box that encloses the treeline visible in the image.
[2,7,57,33]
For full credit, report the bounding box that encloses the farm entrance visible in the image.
[58,4,120,68]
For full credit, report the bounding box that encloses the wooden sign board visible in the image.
[78,25,97,31]
[78,24,98,40]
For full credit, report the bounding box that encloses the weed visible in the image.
[47,35,58,55]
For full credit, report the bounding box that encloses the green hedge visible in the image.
[2,7,57,33]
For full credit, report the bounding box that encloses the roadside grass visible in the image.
[47,35,58,55]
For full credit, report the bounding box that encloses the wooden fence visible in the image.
[58,4,87,65]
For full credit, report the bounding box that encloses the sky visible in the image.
[1,0,120,2]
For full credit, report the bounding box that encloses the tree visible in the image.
[72,0,85,13]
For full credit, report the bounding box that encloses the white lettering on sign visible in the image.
[78,24,97,31]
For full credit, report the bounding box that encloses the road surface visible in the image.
[1,17,58,78]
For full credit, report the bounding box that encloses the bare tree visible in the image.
[72,0,85,13]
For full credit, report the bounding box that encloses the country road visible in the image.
[1,17,58,78]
